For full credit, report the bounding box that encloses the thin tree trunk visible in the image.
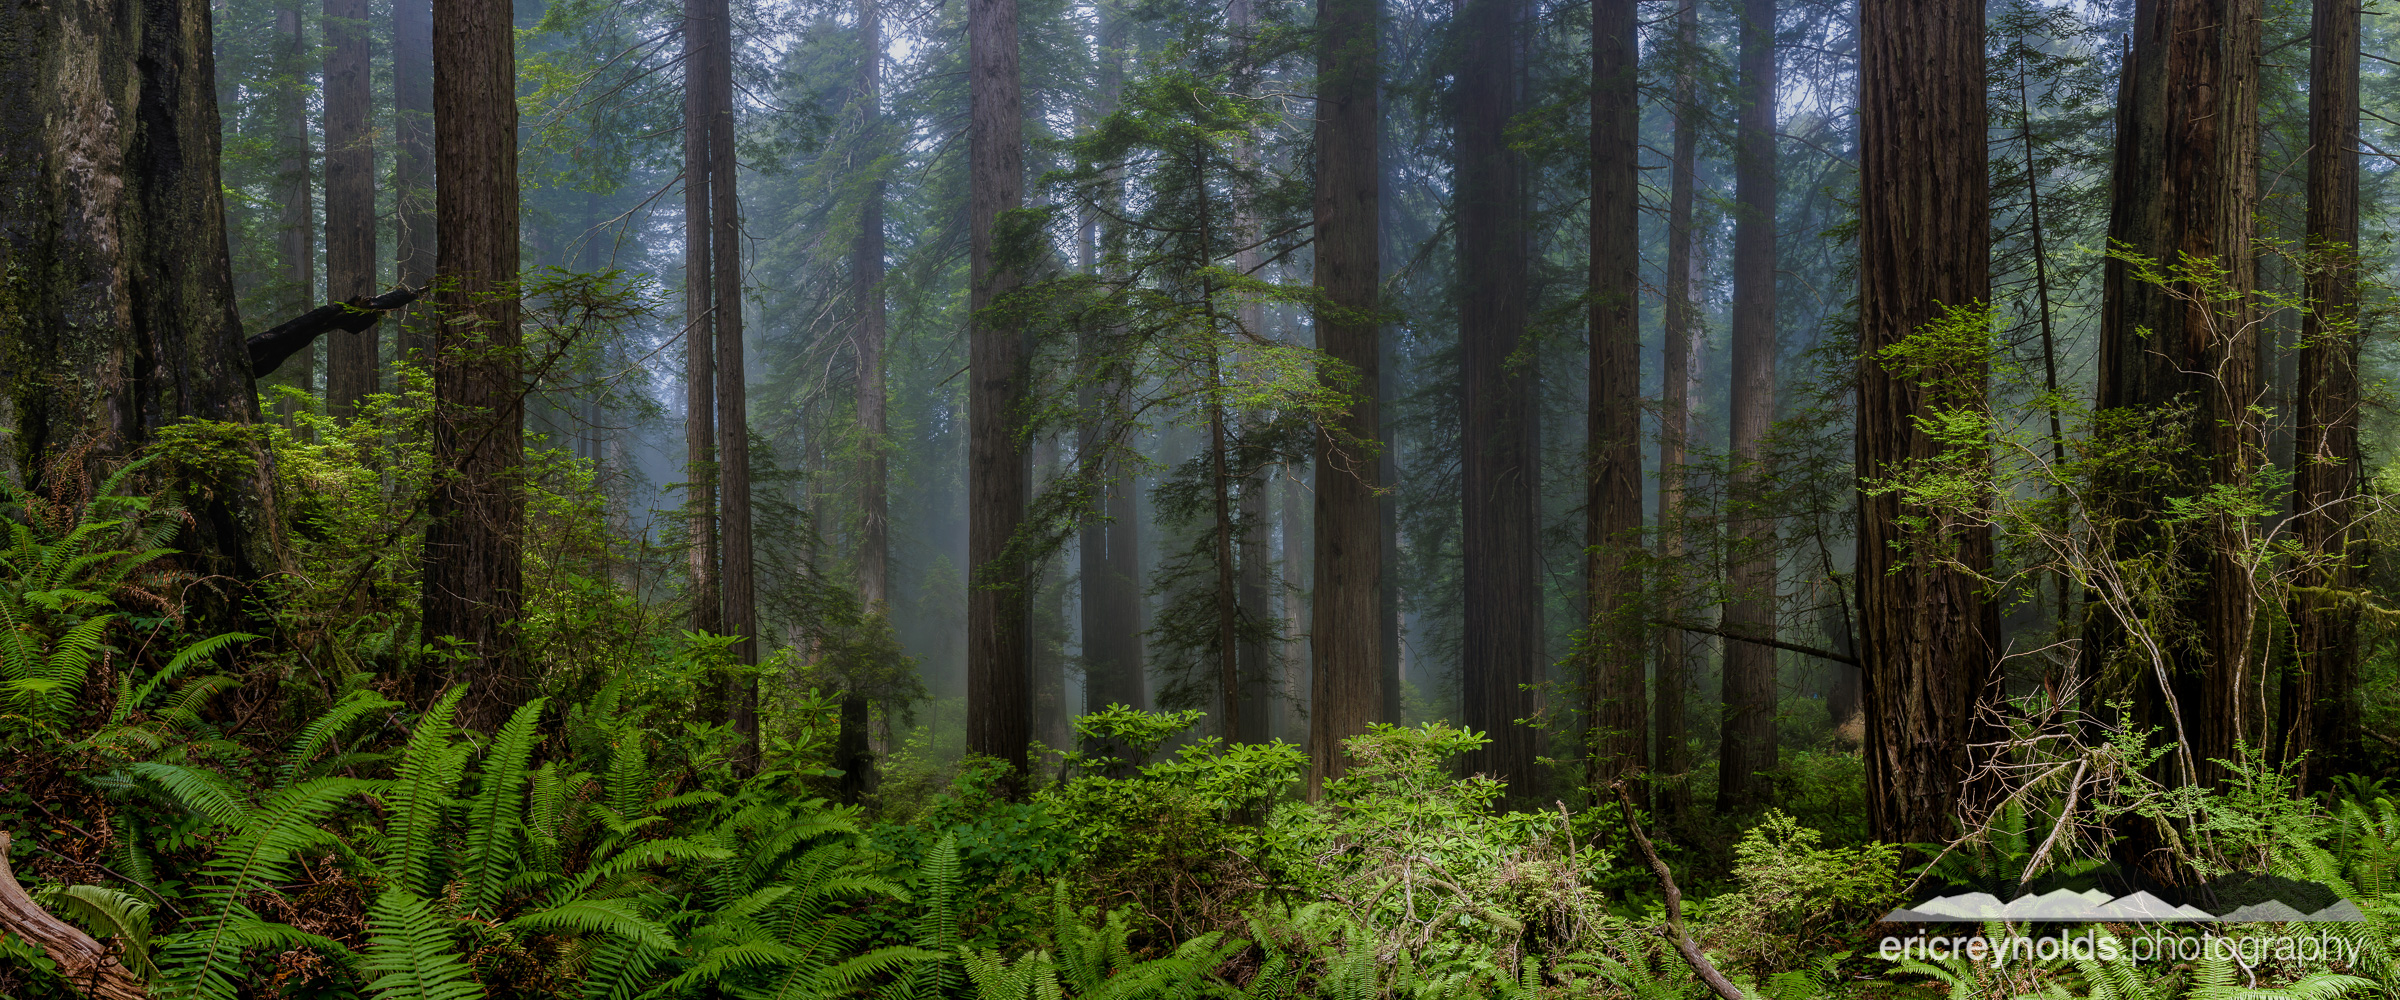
[1286,467,1314,741]
[425,0,525,733]
[840,0,887,804]
[1585,0,1644,791]
[324,0,377,419]
[1211,390,1242,743]
[1719,0,1779,815]
[1856,0,1998,847]
[1078,8,1146,731]
[683,0,722,658]
[2016,67,2072,642]
[1238,469,1272,744]
[393,0,434,361]
[1309,0,1383,799]
[2098,0,2262,800]
[2294,0,2361,784]
[1654,0,1700,822]
[1457,0,1542,805]
[275,6,316,415]
[968,0,1032,789]
[706,0,758,773]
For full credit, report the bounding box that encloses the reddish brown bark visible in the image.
[1585,0,1645,790]
[425,0,527,732]
[1718,0,1779,814]
[324,0,378,418]
[1855,0,1998,847]
[1308,0,1383,798]
[2292,0,2362,781]
[968,0,1032,787]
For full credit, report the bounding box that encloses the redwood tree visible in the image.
[2292,0,2361,781]
[1309,0,1384,799]
[2097,0,2262,792]
[1654,0,1701,821]
[393,0,434,358]
[1585,0,1644,790]
[424,0,526,732]
[0,0,282,587]
[1855,0,1998,846]
[1719,0,1779,814]
[1456,0,1542,804]
[968,0,1032,787]
[325,0,378,418]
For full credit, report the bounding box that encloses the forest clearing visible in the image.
[0,0,2397,996]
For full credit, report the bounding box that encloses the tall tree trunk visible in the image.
[1309,0,1383,799]
[392,0,434,361]
[324,0,376,419]
[1585,0,1644,791]
[968,0,1032,789]
[0,0,284,594]
[2294,0,2361,783]
[275,6,317,413]
[1719,0,1779,814]
[1287,467,1314,741]
[1238,470,1272,744]
[1456,0,1542,804]
[1856,0,1997,847]
[1079,8,1145,727]
[683,0,722,655]
[707,0,759,773]
[1654,0,1700,822]
[839,0,887,804]
[1210,391,1242,743]
[2098,0,2262,798]
[425,0,525,733]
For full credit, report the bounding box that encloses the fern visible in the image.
[360,890,483,1000]
[461,696,546,915]
[283,687,399,784]
[506,898,673,952]
[380,687,471,898]
[150,774,368,1000]
[33,883,156,978]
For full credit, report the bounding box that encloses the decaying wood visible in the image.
[1612,783,1748,1000]
[247,287,421,378]
[0,833,146,999]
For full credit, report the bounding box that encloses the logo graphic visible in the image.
[1882,873,2364,924]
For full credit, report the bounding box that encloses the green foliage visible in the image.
[1707,811,1903,974]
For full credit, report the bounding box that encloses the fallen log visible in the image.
[0,832,145,999]
[247,286,421,379]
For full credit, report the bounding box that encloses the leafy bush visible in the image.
[1706,810,1903,973]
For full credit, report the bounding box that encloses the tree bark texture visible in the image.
[424,0,525,732]
[683,0,722,649]
[324,0,378,418]
[273,6,315,408]
[2098,0,2262,793]
[968,0,1032,786]
[0,0,283,590]
[2294,0,2361,782]
[1654,0,1700,822]
[392,0,434,359]
[705,0,760,774]
[1855,0,2000,847]
[1078,9,1145,729]
[1585,0,1645,791]
[1719,0,1779,814]
[1309,0,1383,799]
[1238,470,1272,744]
[840,0,888,804]
[1456,0,1543,805]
